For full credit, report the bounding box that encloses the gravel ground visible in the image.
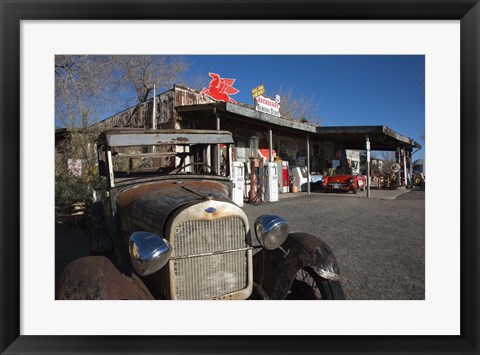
[56,189,425,300]
[242,190,425,300]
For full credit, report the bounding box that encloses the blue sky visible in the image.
[180,55,425,159]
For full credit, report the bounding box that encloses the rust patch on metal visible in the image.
[115,180,231,247]
[57,256,154,300]
[175,136,189,142]
[117,180,226,208]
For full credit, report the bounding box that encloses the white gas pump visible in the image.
[291,166,308,192]
[263,162,279,202]
[232,161,245,206]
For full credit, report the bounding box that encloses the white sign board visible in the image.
[391,162,401,173]
[67,159,83,177]
[254,95,281,117]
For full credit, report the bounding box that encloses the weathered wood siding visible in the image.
[98,89,174,129]
[98,85,212,129]
[173,85,215,129]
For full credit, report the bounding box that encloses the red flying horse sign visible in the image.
[197,73,239,104]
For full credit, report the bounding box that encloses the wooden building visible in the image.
[99,84,421,189]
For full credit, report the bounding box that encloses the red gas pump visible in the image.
[281,161,289,193]
[248,136,260,204]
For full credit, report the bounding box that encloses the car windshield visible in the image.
[107,142,230,183]
[333,167,352,175]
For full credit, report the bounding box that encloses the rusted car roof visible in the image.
[98,129,234,146]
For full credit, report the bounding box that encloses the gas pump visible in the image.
[232,161,245,206]
[291,166,308,192]
[263,162,279,202]
[248,136,261,204]
[277,161,289,193]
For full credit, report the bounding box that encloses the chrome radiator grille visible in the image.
[173,217,247,257]
[172,251,248,300]
[171,217,249,300]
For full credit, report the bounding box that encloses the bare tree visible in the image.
[178,72,210,93]
[369,150,396,174]
[55,55,187,209]
[111,55,188,103]
[55,55,188,128]
[55,55,115,128]
[380,151,397,173]
[274,87,321,125]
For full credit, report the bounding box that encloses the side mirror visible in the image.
[129,231,172,276]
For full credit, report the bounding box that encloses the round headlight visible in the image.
[254,214,289,250]
[129,231,172,276]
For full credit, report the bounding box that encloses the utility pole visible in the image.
[215,108,221,174]
[151,85,157,153]
[152,85,156,129]
[366,135,371,198]
[307,134,310,194]
[269,129,273,163]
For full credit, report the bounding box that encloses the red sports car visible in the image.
[322,168,367,194]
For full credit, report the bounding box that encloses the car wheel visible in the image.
[286,267,345,300]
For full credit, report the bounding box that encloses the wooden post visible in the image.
[366,135,371,198]
[307,134,310,194]
[269,129,273,163]
[214,108,220,174]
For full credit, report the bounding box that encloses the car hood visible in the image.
[327,175,354,183]
[116,180,231,237]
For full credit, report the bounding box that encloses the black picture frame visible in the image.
[1,1,479,354]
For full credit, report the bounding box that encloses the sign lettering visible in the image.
[251,85,265,98]
[254,95,281,117]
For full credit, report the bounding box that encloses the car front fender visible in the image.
[57,256,154,300]
[252,232,341,300]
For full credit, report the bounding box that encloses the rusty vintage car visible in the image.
[57,129,345,300]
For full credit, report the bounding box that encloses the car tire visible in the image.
[318,279,346,300]
[287,267,346,300]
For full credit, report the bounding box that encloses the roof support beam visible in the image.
[268,129,273,163]
[215,109,221,174]
[307,134,311,195]
[366,135,371,198]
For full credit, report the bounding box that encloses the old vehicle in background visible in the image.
[57,129,345,300]
[322,166,367,194]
